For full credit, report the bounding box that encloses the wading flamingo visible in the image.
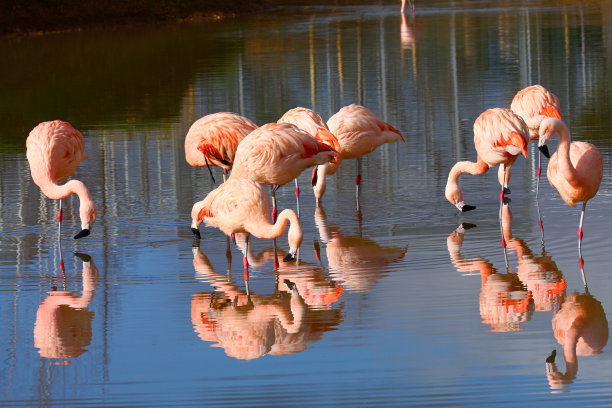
[191,178,303,285]
[26,120,97,239]
[277,107,341,210]
[445,108,529,212]
[184,112,258,184]
[510,85,562,195]
[325,104,405,207]
[230,122,337,221]
[537,118,603,255]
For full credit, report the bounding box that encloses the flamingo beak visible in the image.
[283,251,297,262]
[191,228,201,239]
[73,229,90,239]
[538,145,551,159]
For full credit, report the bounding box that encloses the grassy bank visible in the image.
[1,0,277,36]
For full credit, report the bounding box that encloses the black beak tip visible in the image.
[74,252,91,262]
[539,145,551,159]
[191,228,201,239]
[461,204,476,212]
[73,229,90,239]
[283,253,296,262]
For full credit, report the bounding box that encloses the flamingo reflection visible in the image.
[190,248,342,360]
[33,253,98,363]
[546,262,608,391]
[314,207,406,292]
[447,205,534,332]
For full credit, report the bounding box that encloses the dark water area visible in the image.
[2,0,612,406]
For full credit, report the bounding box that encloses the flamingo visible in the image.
[229,122,337,221]
[190,177,304,284]
[510,85,562,195]
[324,104,405,207]
[26,120,97,239]
[184,112,258,184]
[445,108,529,212]
[537,118,603,255]
[277,107,341,211]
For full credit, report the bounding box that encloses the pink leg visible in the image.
[294,179,300,218]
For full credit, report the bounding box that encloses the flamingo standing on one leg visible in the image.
[277,107,341,212]
[510,85,562,196]
[229,122,337,222]
[184,112,258,184]
[26,120,97,239]
[537,118,603,259]
[190,178,303,286]
[325,104,405,209]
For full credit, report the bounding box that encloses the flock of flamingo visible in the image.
[26,85,603,275]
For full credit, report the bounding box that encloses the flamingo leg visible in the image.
[58,200,63,239]
[499,165,508,249]
[294,179,300,218]
[271,185,279,222]
[226,235,232,277]
[222,169,229,183]
[242,235,250,284]
[578,201,586,256]
[356,158,362,214]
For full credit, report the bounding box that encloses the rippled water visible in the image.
[2,0,612,406]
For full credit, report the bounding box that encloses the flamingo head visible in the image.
[74,200,97,239]
[283,218,303,262]
[190,200,207,239]
[445,181,476,212]
[537,117,561,159]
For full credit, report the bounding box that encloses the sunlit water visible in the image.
[2,0,612,406]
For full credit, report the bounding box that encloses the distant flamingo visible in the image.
[184,112,258,184]
[325,104,405,207]
[277,107,341,210]
[445,108,529,212]
[26,120,97,239]
[230,122,337,221]
[537,118,603,254]
[191,178,304,283]
[510,85,562,193]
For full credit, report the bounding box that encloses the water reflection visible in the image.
[190,247,342,360]
[447,206,534,332]
[547,287,609,392]
[33,253,98,362]
[314,206,406,292]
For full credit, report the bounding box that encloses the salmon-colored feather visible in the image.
[230,122,337,187]
[185,112,258,171]
[511,85,562,139]
[26,120,97,238]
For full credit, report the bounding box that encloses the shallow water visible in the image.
[2,0,612,406]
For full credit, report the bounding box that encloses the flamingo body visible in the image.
[511,85,561,140]
[184,112,258,172]
[445,108,529,211]
[191,178,303,259]
[230,122,337,187]
[26,120,97,238]
[327,104,404,160]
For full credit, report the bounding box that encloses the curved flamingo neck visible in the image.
[446,158,488,204]
[36,177,93,204]
[552,121,581,186]
[313,164,328,203]
[251,209,293,240]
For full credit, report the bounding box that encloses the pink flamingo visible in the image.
[537,118,603,255]
[445,108,529,212]
[26,120,97,239]
[184,112,258,184]
[191,177,303,283]
[324,104,405,207]
[510,85,562,194]
[277,107,341,210]
[230,122,337,221]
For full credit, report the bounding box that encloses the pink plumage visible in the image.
[184,112,258,172]
[511,85,562,140]
[26,120,97,239]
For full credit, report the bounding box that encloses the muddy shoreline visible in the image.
[1,0,278,37]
